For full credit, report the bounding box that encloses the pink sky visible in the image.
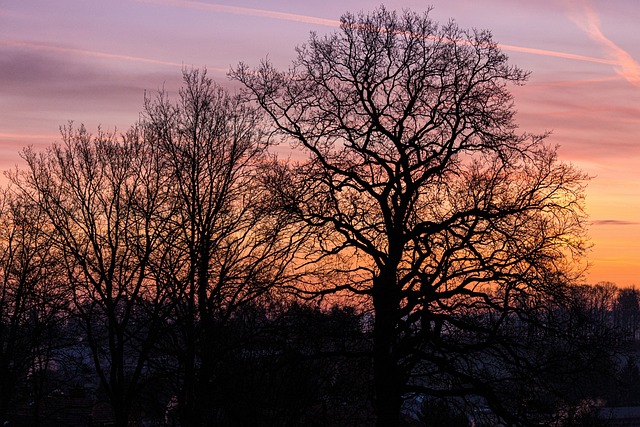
[1,0,639,286]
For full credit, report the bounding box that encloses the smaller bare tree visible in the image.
[0,187,66,423]
[15,124,176,427]
[143,69,308,425]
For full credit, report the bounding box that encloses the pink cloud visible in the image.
[0,133,58,140]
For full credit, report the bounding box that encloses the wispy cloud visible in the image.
[591,220,640,226]
[0,133,58,140]
[569,0,640,87]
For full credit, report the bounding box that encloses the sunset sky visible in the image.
[1,0,639,286]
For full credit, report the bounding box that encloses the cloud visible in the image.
[568,0,640,87]
[0,40,208,110]
[591,220,640,226]
[0,133,58,140]
[0,47,138,100]
[0,46,181,133]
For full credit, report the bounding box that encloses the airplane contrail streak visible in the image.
[5,1,630,78]
[139,0,619,67]
[137,0,341,27]
[1,39,197,68]
[497,43,616,65]
[569,0,640,87]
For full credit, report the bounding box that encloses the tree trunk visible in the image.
[372,274,403,426]
[111,393,131,427]
[177,310,199,426]
[178,366,197,426]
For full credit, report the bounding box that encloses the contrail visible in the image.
[1,39,186,67]
[5,1,631,78]
[2,39,230,73]
[497,43,616,65]
[568,0,640,87]
[137,0,341,27]
[139,0,619,67]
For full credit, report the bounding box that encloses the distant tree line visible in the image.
[0,7,638,427]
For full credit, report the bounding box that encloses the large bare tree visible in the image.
[233,7,588,425]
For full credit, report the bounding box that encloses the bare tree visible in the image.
[143,69,306,425]
[15,124,176,427]
[0,188,65,422]
[615,285,640,342]
[233,7,588,425]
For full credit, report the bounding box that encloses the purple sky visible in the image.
[1,0,639,285]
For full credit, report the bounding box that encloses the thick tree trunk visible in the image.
[372,274,403,426]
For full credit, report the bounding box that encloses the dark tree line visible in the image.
[0,6,637,427]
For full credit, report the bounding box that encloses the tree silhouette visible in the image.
[15,124,176,427]
[615,286,640,342]
[143,69,307,425]
[0,188,66,422]
[233,7,589,425]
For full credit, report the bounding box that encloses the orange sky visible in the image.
[1,0,639,286]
